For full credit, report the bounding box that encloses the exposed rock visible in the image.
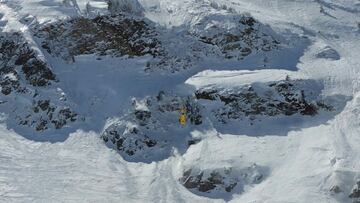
[195,79,333,123]
[190,13,279,59]
[18,100,78,131]
[36,118,48,131]
[349,180,360,199]
[180,165,265,199]
[102,125,157,156]
[108,0,144,16]
[134,110,151,126]
[0,32,77,132]
[34,10,282,72]
[0,68,21,95]
[187,138,201,146]
[22,59,56,87]
[101,92,203,161]
[330,185,342,194]
[0,32,56,92]
[316,46,340,60]
[102,80,334,161]
[180,169,237,193]
[35,14,163,62]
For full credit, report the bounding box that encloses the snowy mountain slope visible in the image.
[0,0,360,202]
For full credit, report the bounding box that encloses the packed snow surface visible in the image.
[0,0,360,202]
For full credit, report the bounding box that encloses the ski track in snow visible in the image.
[0,0,360,202]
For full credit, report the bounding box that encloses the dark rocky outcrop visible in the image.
[330,185,342,194]
[19,100,78,131]
[0,68,21,95]
[180,169,238,193]
[107,0,144,16]
[101,92,203,161]
[102,124,157,156]
[102,80,335,161]
[36,14,163,61]
[34,11,282,72]
[316,46,340,60]
[190,14,280,59]
[22,59,56,87]
[0,32,77,132]
[0,32,56,93]
[350,180,360,200]
[180,165,265,199]
[195,79,333,123]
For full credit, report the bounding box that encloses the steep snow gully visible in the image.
[0,0,360,202]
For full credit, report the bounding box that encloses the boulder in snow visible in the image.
[180,165,265,199]
[107,0,144,16]
[316,46,340,60]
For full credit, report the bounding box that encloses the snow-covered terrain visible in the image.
[0,0,360,202]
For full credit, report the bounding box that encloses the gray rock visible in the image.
[349,180,360,199]
[316,46,340,60]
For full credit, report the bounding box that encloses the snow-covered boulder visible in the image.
[101,92,203,162]
[189,13,280,59]
[107,0,144,16]
[349,180,360,201]
[180,165,265,199]
[316,46,340,60]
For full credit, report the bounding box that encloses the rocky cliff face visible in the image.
[195,78,333,123]
[0,32,55,92]
[0,32,77,132]
[34,8,282,72]
[35,14,163,62]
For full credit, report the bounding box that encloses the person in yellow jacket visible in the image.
[179,106,187,126]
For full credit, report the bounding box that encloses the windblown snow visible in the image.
[0,0,359,202]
